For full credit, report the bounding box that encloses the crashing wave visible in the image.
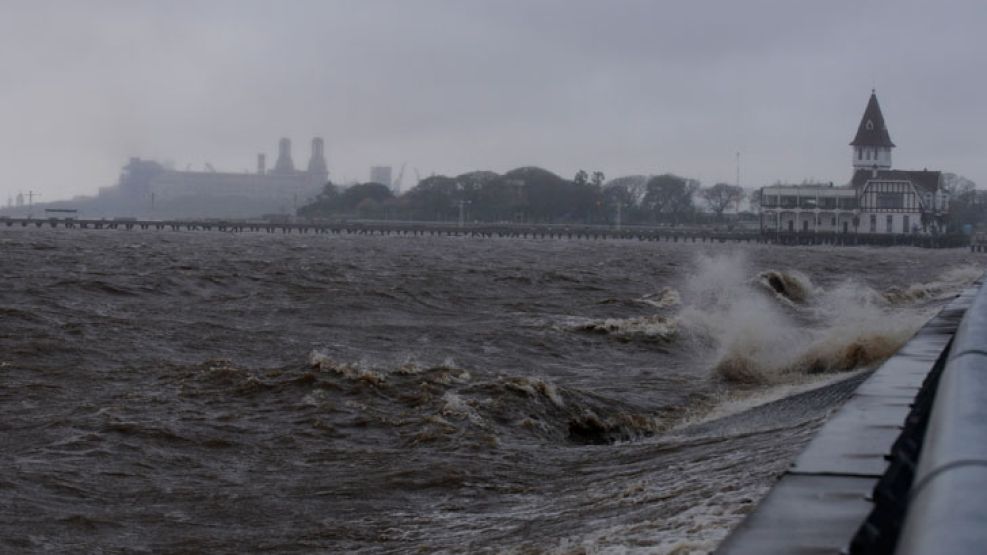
[712,324,917,385]
[673,253,945,385]
[755,270,814,304]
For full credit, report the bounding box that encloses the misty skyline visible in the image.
[2,0,985,203]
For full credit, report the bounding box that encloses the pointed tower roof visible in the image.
[850,90,895,147]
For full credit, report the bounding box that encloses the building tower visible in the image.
[273,137,295,174]
[369,166,392,187]
[307,137,328,182]
[851,90,895,171]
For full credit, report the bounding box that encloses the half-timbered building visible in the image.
[761,91,948,234]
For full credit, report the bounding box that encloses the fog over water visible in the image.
[1,1,986,202]
[0,229,979,552]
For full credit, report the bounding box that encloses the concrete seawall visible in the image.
[716,276,984,554]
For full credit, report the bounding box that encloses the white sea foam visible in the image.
[573,314,678,342]
[883,264,982,304]
[640,286,682,308]
[674,253,936,384]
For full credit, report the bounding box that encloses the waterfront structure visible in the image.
[102,137,329,218]
[761,92,948,234]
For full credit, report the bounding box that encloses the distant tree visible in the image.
[574,170,589,186]
[297,181,342,218]
[642,174,699,224]
[604,175,649,207]
[603,181,635,208]
[942,173,981,231]
[746,187,762,214]
[338,183,394,211]
[942,172,976,198]
[506,167,565,222]
[467,176,517,221]
[602,184,639,225]
[355,197,380,218]
[591,171,605,187]
[403,175,463,220]
[699,183,745,220]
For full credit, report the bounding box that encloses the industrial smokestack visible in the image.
[257,153,266,175]
[307,137,328,177]
[273,137,295,174]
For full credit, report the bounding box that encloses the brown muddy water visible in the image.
[0,229,980,553]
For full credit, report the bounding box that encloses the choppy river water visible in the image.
[0,229,979,553]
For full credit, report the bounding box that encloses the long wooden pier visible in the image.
[0,216,970,248]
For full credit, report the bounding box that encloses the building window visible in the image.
[903,215,910,233]
[857,148,862,160]
[866,120,874,130]
[886,215,893,233]
[870,214,877,232]
[876,192,904,209]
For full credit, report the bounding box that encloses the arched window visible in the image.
[866,120,874,130]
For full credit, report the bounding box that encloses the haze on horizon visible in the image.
[1,0,984,204]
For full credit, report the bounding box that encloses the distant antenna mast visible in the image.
[736,151,741,188]
[27,190,40,218]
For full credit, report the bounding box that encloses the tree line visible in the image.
[297,166,982,231]
[297,166,747,225]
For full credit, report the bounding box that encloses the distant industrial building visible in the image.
[102,137,329,218]
[369,166,392,188]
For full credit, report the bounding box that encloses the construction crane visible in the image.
[392,162,407,193]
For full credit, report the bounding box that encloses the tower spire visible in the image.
[851,90,894,171]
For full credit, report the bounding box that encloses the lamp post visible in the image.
[457,200,471,228]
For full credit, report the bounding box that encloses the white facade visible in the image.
[760,92,945,235]
[761,185,860,233]
[853,145,892,170]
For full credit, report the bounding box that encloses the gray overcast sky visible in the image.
[1,0,985,202]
